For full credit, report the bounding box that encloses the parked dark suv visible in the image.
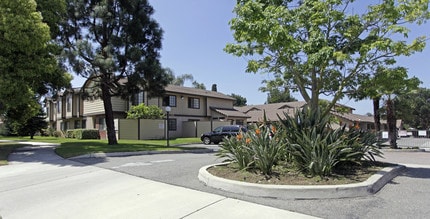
[200,125,247,145]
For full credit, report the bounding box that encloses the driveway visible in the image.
[73,138,430,219]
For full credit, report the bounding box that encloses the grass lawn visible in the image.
[0,142,26,166]
[0,136,203,161]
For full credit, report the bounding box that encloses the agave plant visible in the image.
[216,132,254,170]
[247,122,286,175]
[279,107,382,177]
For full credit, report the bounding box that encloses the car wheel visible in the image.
[203,137,211,145]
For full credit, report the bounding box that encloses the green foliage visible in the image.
[3,102,45,137]
[217,134,254,171]
[53,130,64,138]
[230,93,247,106]
[279,107,382,177]
[17,108,48,139]
[247,123,286,175]
[78,129,100,140]
[226,0,429,115]
[65,130,75,138]
[217,114,286,175]
[61,0,169,144]
[127,104,164,119]
[0,0,70,113]
[396,88,430,129]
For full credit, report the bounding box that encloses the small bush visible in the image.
[217,133,253,170]
[279,107,382,177]
[216,112,286,175]
[247,123,286,175]
[79,129,100,139]
[65,130,75,138]
[53,130,64,138]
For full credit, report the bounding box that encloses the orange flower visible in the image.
[236,134,243,140]
[255,129,261,136]
[271,126,277,133]
[245,138,251,144]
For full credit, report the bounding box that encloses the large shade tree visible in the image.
[61,0,168,145]
[352,66,420,148]
[379,67,419,148]
[0,0,70,118]
[260,78,297,103]
[225,0,429,116]
[396,88,430,130]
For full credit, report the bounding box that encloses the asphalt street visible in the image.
[73,139,430,219]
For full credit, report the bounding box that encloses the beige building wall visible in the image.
[83,99,104,115]
[119,119,139,140]
[84,97,127,116]
[139,119,165,139]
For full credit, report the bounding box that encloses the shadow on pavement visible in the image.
[401,167,430,179]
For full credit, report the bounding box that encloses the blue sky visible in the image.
[72,1,430,115]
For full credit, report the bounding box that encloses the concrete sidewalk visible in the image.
[0,143,317,219]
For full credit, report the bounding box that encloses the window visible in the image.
[98,118,106,130]
[56,101,61,113]
[188,97,200,109]
[132,91,144,106]
[82,120,86,129]
[163,95,177,107]
[66,95,71,112]
[167,119,177,131]
[74,120,81,129]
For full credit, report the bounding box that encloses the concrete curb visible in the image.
[198,163,406,200]
[71,148,214,159]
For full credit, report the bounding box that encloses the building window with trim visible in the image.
[163,95,177,107]
[131,91,144,106]
[188,97,200,109]
[56,101,61,113]
[74,120,81,129]
[168,119,177,131]
[66,95,71,112]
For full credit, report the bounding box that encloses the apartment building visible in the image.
[44,81,249,138]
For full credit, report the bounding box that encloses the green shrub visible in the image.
[279,107,382,177]
[65,130,75,138]
[216,113,286,175]
[53,130,64,138]
[247,123,286,175]
[79,129,100,139]
[216,132,253,170]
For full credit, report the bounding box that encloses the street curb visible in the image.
[71,148,214,159]
[198,163,406,200]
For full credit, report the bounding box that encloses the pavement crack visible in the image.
[179,197,227,219]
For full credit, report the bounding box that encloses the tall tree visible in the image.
[260,78,297,103]
[396,88,430,130]
[0,0,70,115]
[368,66,419,148]
[17,108,48,139]
[192,81,206,90]
[61,0,168,145]
[230,93,247,106]
[225,0,429,116]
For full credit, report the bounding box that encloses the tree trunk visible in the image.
[101,82,118,145]
[373,97,381,132]
[386,97,397,149]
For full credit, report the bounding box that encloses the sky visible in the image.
[71,0,430,115]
